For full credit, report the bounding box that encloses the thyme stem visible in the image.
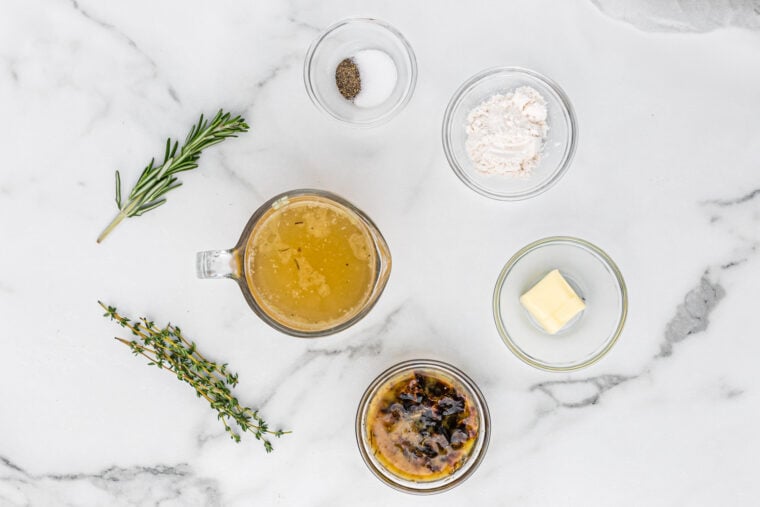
[101,302,289,450]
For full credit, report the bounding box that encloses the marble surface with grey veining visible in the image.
[1,1,759,505]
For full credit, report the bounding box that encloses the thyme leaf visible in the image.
[99,301,289,450]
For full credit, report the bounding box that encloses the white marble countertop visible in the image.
[1,1,759,505]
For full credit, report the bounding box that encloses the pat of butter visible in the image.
[520,269,585,334]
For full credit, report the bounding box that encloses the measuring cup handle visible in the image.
[196,249,241,280]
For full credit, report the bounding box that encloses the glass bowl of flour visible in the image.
[442,67,577,200]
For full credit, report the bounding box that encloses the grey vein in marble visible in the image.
[278,306,401,392]
[285,15,322,33]
[704,187,760,257]
[306,337,383,359]
[3,57,18,83]
[658,273,725,358]
[720,384,745,399]
[705,187,760,207]
[192,305,403,449]
[531,269,726,411]
[213,151,264,201]
[240,52,303,115]
[532,180,760,412]
[251,59,293,92]
[195,307,400,448]
[305,305,404,359]
[591,0,760,32]
[531,374,633,409]
[0,455,220,507]
[69,0,180,104]
[721,258,749,269]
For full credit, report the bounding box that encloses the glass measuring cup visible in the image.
[197,189,392,337]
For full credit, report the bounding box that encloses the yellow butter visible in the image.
[519,269,585,334]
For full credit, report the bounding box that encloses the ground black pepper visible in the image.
[335,58,361,100]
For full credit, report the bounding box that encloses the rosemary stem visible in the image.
[96,110,248,243]
[96,210,127,244]
[96,198,141,243]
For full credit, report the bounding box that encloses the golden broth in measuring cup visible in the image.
[197,190,391,337]
[245,194,378,332]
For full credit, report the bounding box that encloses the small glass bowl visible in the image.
[304,18,417,127]
[355,359,490,494]
[493,237,627,371]
[442,67,577,200]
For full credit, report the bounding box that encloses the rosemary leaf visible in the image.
[114,170,122,209]
[96,110,249,243]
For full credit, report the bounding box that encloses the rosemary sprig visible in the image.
[96,110,249,243]
[99,301,288,450]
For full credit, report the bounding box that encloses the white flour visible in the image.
[465,86,548,176]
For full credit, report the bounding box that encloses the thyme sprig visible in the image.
[99,301,288,450]
[96,110,249,243]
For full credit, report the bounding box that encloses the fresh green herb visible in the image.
[99,301,288,450]
[96,110,249,243]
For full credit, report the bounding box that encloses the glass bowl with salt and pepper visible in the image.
[304,18,417,127]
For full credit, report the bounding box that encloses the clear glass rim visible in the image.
[355,359,491,494]
[234,189,392,338]
[303,17,418,128]
[441,66,578,201]
[492,236,628,371]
